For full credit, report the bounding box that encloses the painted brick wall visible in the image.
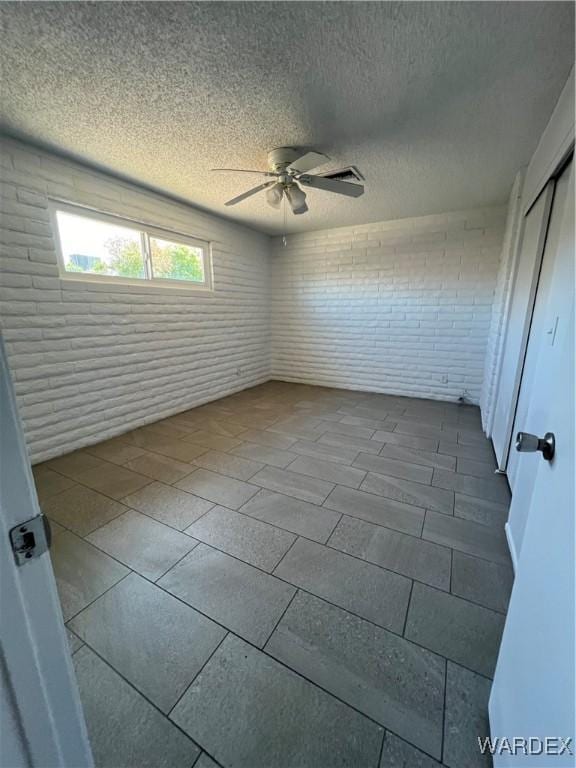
[271,208,506,404]
[0,137,271,462]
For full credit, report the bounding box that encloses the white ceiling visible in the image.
[0,2,573,235]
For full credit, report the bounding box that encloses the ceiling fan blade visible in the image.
[285,185,308,215]
[288,151,330,174]
[266,183,284,209]
[224,181,276,206]
[212,168,276,176]
[298,174,364,198]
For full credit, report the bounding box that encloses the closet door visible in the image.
[490,182,554,468]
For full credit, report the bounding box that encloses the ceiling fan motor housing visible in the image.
[268,147,301,172]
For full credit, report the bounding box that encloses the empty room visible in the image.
[0,2,574,767]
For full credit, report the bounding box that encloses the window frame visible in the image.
[50,200,213,291]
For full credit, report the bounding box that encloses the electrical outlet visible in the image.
[441,375,449,384]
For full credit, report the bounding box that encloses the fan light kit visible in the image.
[212,147,364,216]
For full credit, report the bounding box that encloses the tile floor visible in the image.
[34,381,513,768]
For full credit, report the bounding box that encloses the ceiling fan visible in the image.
[212,147,364,215]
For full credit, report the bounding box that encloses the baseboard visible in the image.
[267,376,478,405]
[505,522,518,574]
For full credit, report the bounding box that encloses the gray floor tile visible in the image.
[438,440,495,463]
[75,463,152,500]
[266,592,445,758]
[66,627,84,654]
[85,438,148,466]
[287,454,366,489]
[240,489,340,543]
[236,428,297,450]
[405,582,505,678]
[119,429,202,459]
[147,437,210,463]
[171,634,383,768]
[175,468,259,509]
[118,428,173,449]
[339,414,396,432]
[318,431,384,455]
[354,453,433,484]
[122,481,213,530]
[73,646,199,768]
[290,438,360,465]
[394,420,456,441]
[380,732,442,767]
[432,468,510,505]
[193,449,263,481]
[186,505,295,571]
[48,518,66,537]
[452,551,514,613]
[457,429,492,447]
[50,530,129,621]
[123,451,192,484]
[194,754,220,768]
[87,510,197,580]
[324,485,424,537]
[192,418,246,437]
[45,450,107,480]
[70,573,225,712]
[329,516,451,590]
[454,493,509,528]
[423,510,510,565]
[444,662,492,768]
[361,473,454,515]
[230,441,297,468]
[456,457,500,480]
[158,543,295,647]
[373,431,439,452]
[33,466,77,504]
[43,484,127,536]
[322,421,376,439]
[268,416,327,439]
[343,407,402,423]
[379,444,456,471]
[250,465,334,504]
[140,420,191,439]
[274,538,411,633]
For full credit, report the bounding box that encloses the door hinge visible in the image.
[9,515,52,566]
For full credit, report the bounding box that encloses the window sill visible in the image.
[59,274,214,295]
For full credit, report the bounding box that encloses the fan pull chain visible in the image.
[282,192,288,247]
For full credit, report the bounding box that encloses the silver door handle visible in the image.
[515,432,555,461]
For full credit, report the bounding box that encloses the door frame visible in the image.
[0,334,93,767]
[487,68,574,473]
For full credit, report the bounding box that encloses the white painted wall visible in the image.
[0,138,271,463]
[271,209,505,404]
[480,171,525,433]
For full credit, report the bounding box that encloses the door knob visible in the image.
[515,432,555,461]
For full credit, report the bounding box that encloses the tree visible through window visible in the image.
[54,207,210,287]
[150,237,204,282]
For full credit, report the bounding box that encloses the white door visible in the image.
[0,335,93,767]
[506,164,571,502]
[489,158,574,766]
[490,183,555,468]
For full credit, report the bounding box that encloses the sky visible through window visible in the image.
[56,209,206,283]
[56,211,142,275]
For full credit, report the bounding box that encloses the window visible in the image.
[53,204,211,289]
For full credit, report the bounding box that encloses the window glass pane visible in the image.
[56,211,145,279]
[150,236,205,282]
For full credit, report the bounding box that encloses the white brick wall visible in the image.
[271,208,506,404]
[0,138,271,463]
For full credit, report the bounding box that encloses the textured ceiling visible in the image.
[0,2,574,234]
